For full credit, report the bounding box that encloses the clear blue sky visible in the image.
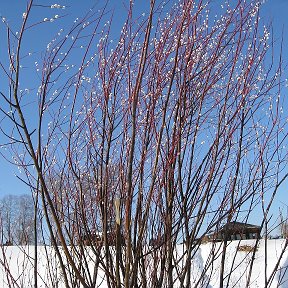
[0,0,287,226]
[0,0,140,196]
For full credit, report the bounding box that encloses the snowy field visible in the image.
[1,239,288,287]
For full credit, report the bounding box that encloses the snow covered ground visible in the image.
[187,239,288,287]
[1,239,288,287]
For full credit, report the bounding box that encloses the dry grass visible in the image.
[237,244,258,252]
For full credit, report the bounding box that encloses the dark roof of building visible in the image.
[220,221,260,232]
[206,221,261,239]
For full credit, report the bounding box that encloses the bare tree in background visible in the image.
[279,208,288,238]
[0,194,37,245]
[0,195,14,245]
[0,0,288,287]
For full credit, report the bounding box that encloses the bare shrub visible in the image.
[0,0,287,287]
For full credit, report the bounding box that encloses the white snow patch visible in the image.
[0,240,288,287]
